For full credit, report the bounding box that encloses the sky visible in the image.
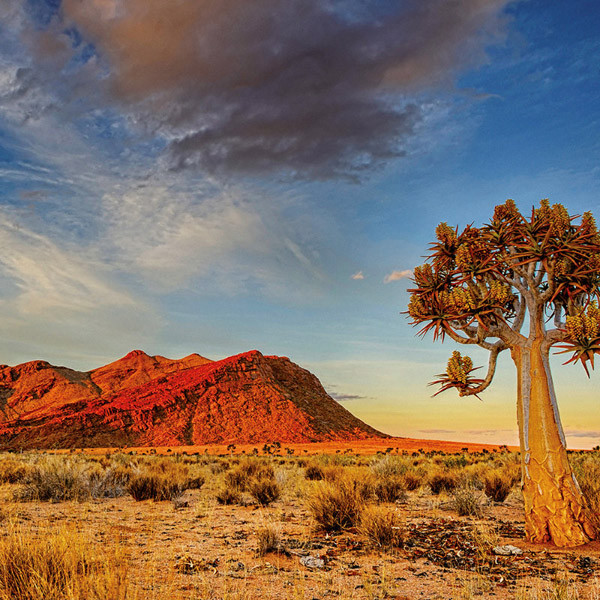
[0,0,599,448]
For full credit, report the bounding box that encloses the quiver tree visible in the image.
[407,199,600,547]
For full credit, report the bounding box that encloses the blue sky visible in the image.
[1,0,599,447]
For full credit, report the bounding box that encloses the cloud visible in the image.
[0,215,135,314]
[100,181,329,297]
[15,0,513,180]
[419,429,457,435]
[384,269,413,284]
[564,430,600,439]
[0,212,159,368]
[351,271,364,280]
[330,392,367,402]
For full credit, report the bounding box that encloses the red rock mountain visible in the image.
[0,350,387,449]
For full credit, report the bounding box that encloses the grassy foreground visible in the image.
[1,447,599,599]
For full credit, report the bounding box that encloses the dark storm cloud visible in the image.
[41,0,511,179]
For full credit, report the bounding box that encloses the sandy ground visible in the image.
[2,451,599,600]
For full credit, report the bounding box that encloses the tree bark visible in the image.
[512,343,596,547]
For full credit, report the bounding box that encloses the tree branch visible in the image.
[543,328,568,351]
[512,295,527,333]
[459,342,507,397]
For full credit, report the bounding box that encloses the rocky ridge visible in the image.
[0,350,387,449]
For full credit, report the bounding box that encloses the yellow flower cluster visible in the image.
[455,244,471,271]
[565,303,600,344]
[435,222,456,245]
[489,280,513,305]
[536,198,551,220]
[442,288,477,313]
[493,198,519,222]
[555,258,572,278]
[581,211,598,236]
[413,264,433,288]
[446,351,473,385]
[407,295,428,320]
[549,203,571,235]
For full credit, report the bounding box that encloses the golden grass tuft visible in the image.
[0,525,132,600]
[307,475,366,532]
[483,469,513,503]
[359,505,405,549]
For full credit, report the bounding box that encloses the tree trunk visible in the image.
[512,342,596,547]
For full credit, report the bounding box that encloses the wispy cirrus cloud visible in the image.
[0,215,134,314]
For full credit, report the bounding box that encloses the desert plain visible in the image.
[2,440,600,600]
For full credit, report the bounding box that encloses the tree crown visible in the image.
[407,199,600,396]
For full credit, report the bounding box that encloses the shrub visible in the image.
[88,466,130,499]
[451,485,484,517]
[304,464,324,480]
[370,455,406,478]
[374,476,407,503]
[14,457,92,502]
[0,526,131,600]
[402,471,423,491]
[483,470,512,503]
[428,471,458,495]
[216,487,242,505]
[224,459,274,491]
[186,473,206,490]
[256,525,281,556]
[249,478,280,506]
[360,506,405,549]
[127,466,187,501]
[308,477,365,532]
[0,459,35,485]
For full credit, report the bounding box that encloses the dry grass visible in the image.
[1,448,599,600]
[256,524,281,556]
[359,505,405,548]
[451,485,485,517]
[0,524,132,600]
[483,469,513,503]
[307,476,366,532]
[14,456,97,502]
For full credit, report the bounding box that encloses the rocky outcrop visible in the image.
[0,350,387,449]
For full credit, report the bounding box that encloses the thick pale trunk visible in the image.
[512,343,596,547]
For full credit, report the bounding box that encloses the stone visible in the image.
[492,545,523,556]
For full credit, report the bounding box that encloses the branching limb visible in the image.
[447,323,497,351]
[540,260,556,303]
[459,342,507,397]
[513,295,527,333]
[493,318,528,348]
[543,328,569,352]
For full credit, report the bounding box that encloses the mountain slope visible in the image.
[0,350,387,449]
